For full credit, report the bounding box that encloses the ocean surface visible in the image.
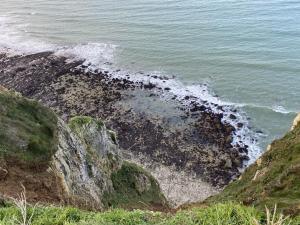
[0,0,299,160]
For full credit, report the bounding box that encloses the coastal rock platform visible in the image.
[0,52,249,206]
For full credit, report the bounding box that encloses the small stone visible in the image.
[237,123,243,128]
[229,114,237,120]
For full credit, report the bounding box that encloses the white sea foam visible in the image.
[272,105,294,114]
[0,14,265,164]
[54,43,117,69]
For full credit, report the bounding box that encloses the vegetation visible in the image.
[208,121,300,215]
[0,202,299,225]
[103,161,167,209]
[0,88,57,164]
[69,116,93,131]
[2,86,300,223]
[69,116,104,133]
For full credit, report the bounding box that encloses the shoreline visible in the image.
[0,51,251,205]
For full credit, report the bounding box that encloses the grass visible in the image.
[208,122,300,215]
[68,116,93,131]
[69,116,104,133]
[0,202,299,225]
[102,161,167,209]
[0,88,58,164]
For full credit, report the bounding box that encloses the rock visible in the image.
[237,123,244,128]
[0,167,8,181]
[256,157,262,167]
[0,195,5,207]
[224,159,233,168]
[291,113,300,131]
[229,114,237,120]
[53,117,121,208]
[134,173,152,194]
[144,83,156,89]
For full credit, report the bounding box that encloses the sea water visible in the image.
[0,0,299,160]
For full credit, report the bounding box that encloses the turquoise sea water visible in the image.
[0,0,299,156]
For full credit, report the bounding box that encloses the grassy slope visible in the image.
[102,161,167,210]
[0,202,299,225]
[208,121,300,215]
[0,88,58,164]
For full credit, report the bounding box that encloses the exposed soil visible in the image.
[0,157,66,205]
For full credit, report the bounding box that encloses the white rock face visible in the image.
[52,118,121,209]
[291,113,300,131]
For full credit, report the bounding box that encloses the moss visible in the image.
[0,89,58,164]
[102,161,167,209]
[208,123,300,215]
[96,120,105,128]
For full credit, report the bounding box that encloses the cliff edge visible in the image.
[208,113,300,215]
[0,86,167,210]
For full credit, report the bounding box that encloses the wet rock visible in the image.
[144,83,156,89]
[229,114,237,120]
[237,123,244,128]
[0,51,249,192]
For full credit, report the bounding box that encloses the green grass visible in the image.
[69,116,104,133]
[0,89,58,164]
[0,202,299,225]
[208,122,300,215]
[102,161,167,209]
[69,116,93,130]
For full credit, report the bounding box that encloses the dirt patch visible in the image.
[0,157,65,205]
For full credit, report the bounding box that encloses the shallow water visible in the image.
[0,0,299,157]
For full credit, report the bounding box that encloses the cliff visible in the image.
[0,87,167,210]
[208,113,300,215]
[2,87,300,223]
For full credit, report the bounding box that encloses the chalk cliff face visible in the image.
[0,87,167,210]
[52,117,121,209]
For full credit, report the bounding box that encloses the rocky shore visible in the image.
[0,51,249,206]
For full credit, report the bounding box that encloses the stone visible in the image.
[134,173,152,194]
[229,114,237,120]
[0,167,8,180]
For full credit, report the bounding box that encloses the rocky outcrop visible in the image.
[0,88,167,210]
[52,117,121,209]
[291,113,300,131]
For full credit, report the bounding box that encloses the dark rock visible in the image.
[237,123,244,128]
[0,51,250,189]
[229,114,237,120]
